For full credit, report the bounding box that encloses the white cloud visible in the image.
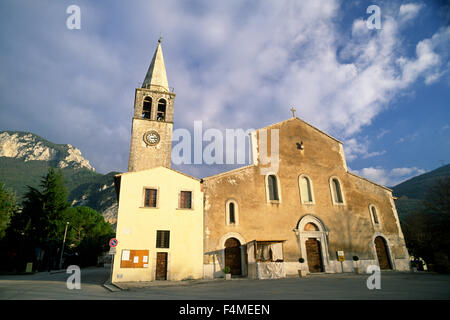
[1,1,449,174]
[351,166,426,186]
[344,137,386,162]
[377,129,390,139]
[399,3,424,23]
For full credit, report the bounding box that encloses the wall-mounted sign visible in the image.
[109,238,118,248]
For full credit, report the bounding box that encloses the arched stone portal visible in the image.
[374,236,392,270]
[296,215,330,273]
[225,238,242,275]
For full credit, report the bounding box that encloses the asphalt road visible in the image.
[0,267,449,300]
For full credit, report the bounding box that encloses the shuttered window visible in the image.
[268,175,279,201]
[300,176,313,203]
[156,230,170,248]
[179,191,192,209]
[144,189,157,207]
[371,206,379,224]
[331,178,343,203]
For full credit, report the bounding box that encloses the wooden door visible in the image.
[155,252,168,280]
[374,237,392,270]
[225,238,242,275]
[306,238,323,273]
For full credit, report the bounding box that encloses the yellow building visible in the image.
[111,40,203,282]
[112,167,203,282]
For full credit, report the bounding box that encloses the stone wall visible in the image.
[202,118,410,277]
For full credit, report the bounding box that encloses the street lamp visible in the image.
[59,222,69,270]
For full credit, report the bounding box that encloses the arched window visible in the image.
[330,177,344,204]
[157,98,166,121]
[304,222,319,231]
[370,204,379,225]
[267,175,279,201]
[142,97,152,119]
[225,199,239,226]
[229,203,235,224]
[299,175,314,204]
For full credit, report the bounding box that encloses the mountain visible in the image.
[0,131,118,225]
[392,164,450,220]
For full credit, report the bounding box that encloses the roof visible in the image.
[347,171,393,192]
[114,166,200,181]
[259,117,343,144]
[142,39,169,91]
[202,164,256,181]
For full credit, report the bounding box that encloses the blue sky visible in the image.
[0,0,449,187]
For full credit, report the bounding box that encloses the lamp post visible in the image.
[59,222,69,270]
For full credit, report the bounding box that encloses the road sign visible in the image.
[109,238,118,248]
[109,247,116,255]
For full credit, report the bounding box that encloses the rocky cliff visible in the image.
[0,131,94,171]
[0,131,118,226]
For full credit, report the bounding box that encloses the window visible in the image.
[330,177,344,204]
[179,191,192,209]
[157,99,166,121]
[304,222,319,231]
[156,230,170,248]
[144,188,157,207]
[225,199,239,225]
[229,202,235,224]
[299,175,314,204]
[267,175,279,201]
[370,205,379,225]
[142,97,152,119]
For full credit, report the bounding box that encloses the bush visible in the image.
[223,266,231,274]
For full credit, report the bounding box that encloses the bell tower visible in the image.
[128,38,176,172]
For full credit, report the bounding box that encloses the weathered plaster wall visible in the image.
[202,118,409,276]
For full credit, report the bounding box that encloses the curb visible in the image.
[102,280,126,292]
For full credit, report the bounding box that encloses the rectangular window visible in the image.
[156,230,170,249]
[179,191,192,209]
[144,188,157,207]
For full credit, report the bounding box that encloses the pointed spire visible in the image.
[142,38,169,91]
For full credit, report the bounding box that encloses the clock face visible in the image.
[144,130,160,146]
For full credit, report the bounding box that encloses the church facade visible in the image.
[202,118,410,279]
[112,40,410,283]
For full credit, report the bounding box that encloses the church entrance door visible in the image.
[374,236,392,270]
[225,238,242,275]
[305,238,324,273]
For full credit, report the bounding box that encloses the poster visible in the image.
[121,250,130,261]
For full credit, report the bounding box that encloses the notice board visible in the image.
[120,249,149,268]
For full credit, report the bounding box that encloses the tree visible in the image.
[0,183,16,239]
[63,206,114,267]
[402,178,450,272]
[17,167,69,244]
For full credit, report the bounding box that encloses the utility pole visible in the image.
[59,222,69,270]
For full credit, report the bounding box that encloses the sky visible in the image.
[0,0,449,187]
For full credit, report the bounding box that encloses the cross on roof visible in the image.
[290,107,296,118]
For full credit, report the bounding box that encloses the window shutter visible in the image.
[179,191,192,209]
[156,230,170,248]
[268,175,279,200]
